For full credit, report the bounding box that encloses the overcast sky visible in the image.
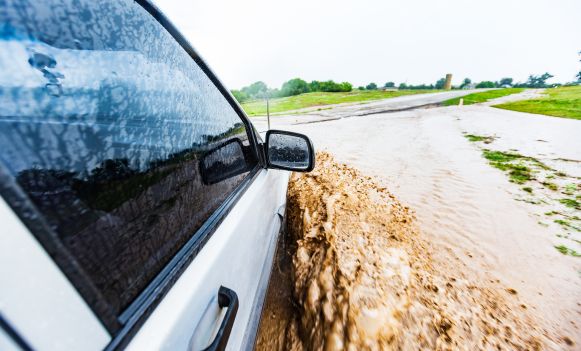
[155,0,581,90]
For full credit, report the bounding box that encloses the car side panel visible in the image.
[0,196,110,351]
[126,168,290,351]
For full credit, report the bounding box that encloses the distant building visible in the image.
[444,74,453,90]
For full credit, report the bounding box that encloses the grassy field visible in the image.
[240,90,440,116]
[442,88,525,106]
[493,86,581,120]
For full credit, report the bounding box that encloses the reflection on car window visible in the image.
[0,0,257,324]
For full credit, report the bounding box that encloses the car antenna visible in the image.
[266,91,270,130]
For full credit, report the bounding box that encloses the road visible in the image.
[251,89,481,129]
[253,92,581,346]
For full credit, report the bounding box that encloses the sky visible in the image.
[154,0,581,90]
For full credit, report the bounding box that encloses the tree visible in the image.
[280,78,309,97]
[340,82,353,92]
[366,82,378,90]
[398,83,408,90]
[339,83,351,92]
[268,88,280,98]
[384,82,395,88]
[241,81,268,98]
[308,80,352,92]
[435,78,446,89]
[459,78,471,89]
[499,77,513,86]
[525,73,553,88]
[308,80,321,92]
[407,83,433,90]
[357,86,365,90]
[231,89,249,103]
[476,81,495,88]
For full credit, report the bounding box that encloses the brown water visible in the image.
[257,152,562,351]
[278,104,581,343]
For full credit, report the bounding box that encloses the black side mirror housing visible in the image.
[265,130,315,172]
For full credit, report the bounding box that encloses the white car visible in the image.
[0,0,314,350]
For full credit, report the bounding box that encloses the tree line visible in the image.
[231,79,352,103]
[232,69,580,103]
[460,73,558,89]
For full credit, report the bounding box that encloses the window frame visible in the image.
[0,0,266,348]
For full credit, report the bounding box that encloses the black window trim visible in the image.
[0,0,267,348]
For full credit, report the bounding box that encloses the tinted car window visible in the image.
[0,0,257,325]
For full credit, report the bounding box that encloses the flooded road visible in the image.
[254,96,581,350]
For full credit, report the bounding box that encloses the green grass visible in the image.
[559,198,580,210]
[542,182,558,191]
[482,150,533,184]
[482,150,522,163]
[442,88,525,106]
[240,90,440,116]
[464,134,495,143]
[481,150,557,185]
[494,86,581,120]
[563,183,577,195]
[555,219,581,231]
[554,245,581,257]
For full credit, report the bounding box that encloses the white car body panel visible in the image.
[126,168,289,351]
[0,167,289,350]
[0,196,111,351]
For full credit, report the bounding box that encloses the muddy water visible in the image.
[257,152,554,350]
[277,105,581,346]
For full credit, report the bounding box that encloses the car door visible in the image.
[0,0,287,349]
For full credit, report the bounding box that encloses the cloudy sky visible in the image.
[155,0,581,90]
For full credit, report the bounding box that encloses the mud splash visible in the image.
[259,152,555,350]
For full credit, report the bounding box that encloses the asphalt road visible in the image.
[251,89,480,131]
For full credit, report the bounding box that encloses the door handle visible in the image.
[202,286,239,351]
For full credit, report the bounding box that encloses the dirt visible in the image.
[256,152,565,351]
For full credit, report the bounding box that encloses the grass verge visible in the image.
[241,90,440,116]
[442,88,525,106]
[493,86,581,120]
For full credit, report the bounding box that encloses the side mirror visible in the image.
[265,130,315,172]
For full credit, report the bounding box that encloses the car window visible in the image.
[0,0,258,330]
